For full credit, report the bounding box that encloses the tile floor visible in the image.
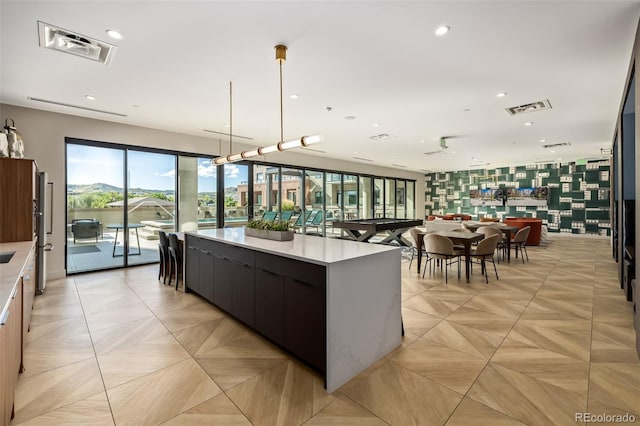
[11,235,640,425]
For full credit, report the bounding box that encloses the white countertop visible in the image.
[0,240,35,315]
[187,228,400,265]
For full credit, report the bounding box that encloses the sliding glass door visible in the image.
[127,151,176,266]
[66,143,125,273]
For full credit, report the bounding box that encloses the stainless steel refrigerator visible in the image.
[36,171,53,294]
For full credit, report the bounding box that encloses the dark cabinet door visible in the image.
[214,254,233,313]
[231,259,255,327]
[284,266,326,373]
[185,242,200,294]
[254,267,285,346]
[198,246,215,303]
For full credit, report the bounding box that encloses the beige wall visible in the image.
[0,104,425,279]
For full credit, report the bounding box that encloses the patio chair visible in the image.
[292,210,313,232]
[71,219,101,244]
[279,211,294,222]
[306,210,324,234]
[262,211,277,222]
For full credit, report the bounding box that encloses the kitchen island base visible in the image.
[185,228,401,392]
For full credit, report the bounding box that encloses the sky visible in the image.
[67,144,246,191]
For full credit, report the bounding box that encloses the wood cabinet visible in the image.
[0,282,23,425]
[0,158,36,243]
[21,246,36,372]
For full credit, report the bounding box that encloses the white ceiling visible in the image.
[1,1,638,173]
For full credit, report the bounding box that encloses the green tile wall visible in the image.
[424,161,610,236]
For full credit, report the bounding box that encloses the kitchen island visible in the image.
[184,228,401,392]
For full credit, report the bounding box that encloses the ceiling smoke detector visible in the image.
[38,21,117,65]
[505,99,552,116]
[369,133,394,141]
[542,142,571,149]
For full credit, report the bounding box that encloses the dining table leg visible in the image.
[464,242,472,283]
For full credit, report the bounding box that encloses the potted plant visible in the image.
[245,219,294,241]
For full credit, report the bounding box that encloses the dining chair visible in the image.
[470,233,500,283]
[511,226,531,263]
[167,233,184,290]
[409,228,428,271]
[476,225,505,261]
[423,234,464,283]
[157,230,170,284]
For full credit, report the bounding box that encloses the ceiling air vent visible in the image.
[505,99,552,116]
[424,150,446,156]
[369,133,394,141]
[391,164,407,168]
[38,21,117,65]
[542,142,571,149]
[353,157,373,162]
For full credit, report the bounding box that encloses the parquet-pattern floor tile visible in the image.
[11,235,640,425]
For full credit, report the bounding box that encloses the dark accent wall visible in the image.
[425,160,611,236]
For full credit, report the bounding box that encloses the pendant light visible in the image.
[213,45,321,165]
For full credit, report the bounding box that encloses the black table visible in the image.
[333,218,423,246]
[106,224,144,257]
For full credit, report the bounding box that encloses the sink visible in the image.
[0,251,15,264]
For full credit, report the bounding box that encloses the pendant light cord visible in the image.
[229,81,233,156]
[279,60,284,143]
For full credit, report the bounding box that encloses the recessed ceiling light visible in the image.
[354,151,358,154]
[289,94,299,99]
[497,92,507,98]
[524,122,533,126]
[420,140,425,143]
[451,151,456,154]
[372,123,379,127]
[550,150,555,153]
[85,94,96,100]
[539,138,546,143]
[344,116,356,120]
[463,108,471,112]
[434,25,450,36]
[105,29,123,40]
[224,124,230,128]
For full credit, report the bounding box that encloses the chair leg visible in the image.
[158,249,164,281]
[492,255,499,280]
[523,245,529,262]
[482,259,488,284]
[174,261,181,291]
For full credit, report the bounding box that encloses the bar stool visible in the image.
[168,233,183,290]
[157,230,170,284]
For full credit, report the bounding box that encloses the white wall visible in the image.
[1,104,425,279]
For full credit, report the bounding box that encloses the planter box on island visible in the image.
[245,227,295,241]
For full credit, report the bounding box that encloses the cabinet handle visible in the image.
[24,274,31,282]
[0,310,9,325]
[242,263,251,269]
[261,269,277,276]
[10,286,18,299]
[200,249,210,255]
[293,278,313,286]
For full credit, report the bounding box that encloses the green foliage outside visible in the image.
[281,199,295,211]
[225,196,237,207]
[68,191,124,209]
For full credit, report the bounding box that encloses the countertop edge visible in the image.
[0,239,36,316]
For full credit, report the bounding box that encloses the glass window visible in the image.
[223,163,249,227]
[253,164,277,218]
[344,174,357,220]
[282,167,303,229]
[359,176,372,219]
[374,178,384,218]
[305,170,324,235]
[406,180,415,219]
[179,156,216,232]
[396,180,406,219]
[385,178,396,218]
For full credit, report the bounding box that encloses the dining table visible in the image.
[434,230,484,283]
